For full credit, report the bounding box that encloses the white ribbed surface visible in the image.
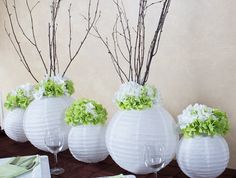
[4,108,28,142]
[106,106,179,174]
[177,136,229,178]
[23,96,73,152]
[68,125,109,163]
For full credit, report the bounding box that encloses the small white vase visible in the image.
[68,125,109,163]
[23,96,73,151]
[106,105,179,174]
[177,136,229,178]
[4,108,28,142]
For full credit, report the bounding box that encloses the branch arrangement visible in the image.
[3,0,100,82]
[93,0,171,85]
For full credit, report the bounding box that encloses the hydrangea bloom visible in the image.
[65,99,107,126]
[33,75,75,100]
[4,84,34,110]
[114,81,161,110]
[178,103,229,137]
[85,102,97,117]
[178,103,216,129]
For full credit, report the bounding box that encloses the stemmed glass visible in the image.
[44,128,64,175]
[144,144,166,178]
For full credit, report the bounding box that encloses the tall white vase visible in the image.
[106,105,179,174]
[68,125,109,163]
[177,136,229,178]
[23,96,73,151]
[4,108,28,142]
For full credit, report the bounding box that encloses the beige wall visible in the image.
[0,0,236,168]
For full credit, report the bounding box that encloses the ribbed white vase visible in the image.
[68,125,109,163]
[4,108,28,142]
[23,96,73,151]
[177,136,229,178]
[106,105,179,174]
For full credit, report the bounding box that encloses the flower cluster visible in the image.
[178,103,229,137]
[4,84,34,110]
[33,75,74,99]
[114,81,161,110]
[65,99,107,126]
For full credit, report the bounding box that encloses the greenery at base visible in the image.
[181,109,229,137]
[34,79,74,98]
[115,84,158,110]
[4,89,33,110]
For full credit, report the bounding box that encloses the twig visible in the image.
[68,3,72,60]
[62,0,100,76]
[93,0,171,85]
[3,0,38,82]
[25,0,48,74]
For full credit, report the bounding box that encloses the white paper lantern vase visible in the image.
[4,108,28,142]
[68,125,109,163]
[106,105,179,174]
[23,96,73,151]
[177,136,229,178]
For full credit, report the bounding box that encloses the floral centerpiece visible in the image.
[178,103,229,137]
[33,75,74,100]
[23,75,75,151]
[177,103,230,178]
[5,84,33,110]
[65,99,107,126]
[114,81,160,110]
[4,84,33,142]
[93,0,178,174]
[65,99,109,163]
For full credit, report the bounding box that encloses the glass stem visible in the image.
[155,172,157,178]
[54,152,58,168]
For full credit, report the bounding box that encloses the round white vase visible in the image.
[177,136,229,178]
[23,96,73,151]
[4,108,28,142]
[68,125,109,163]
[106,105,179,174]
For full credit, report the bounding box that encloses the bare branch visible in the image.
[145,0,164,10]
[3,0,38,82]
[93,26,128,82]
[30,1,40,12]
[48,23,53,76]
[25,0,48,74]
[94,0,171,85]
[4,22,28,70]
[62,0,101,77]
[68,3,72,60]
[142,0,171,85]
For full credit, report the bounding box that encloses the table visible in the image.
[0,132,235,178]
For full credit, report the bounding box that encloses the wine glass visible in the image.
[44,128,64,175]
[144,144,166,178]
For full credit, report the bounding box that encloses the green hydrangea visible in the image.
[34,75,75,99]
[65,99,107,126]
[4,85,33,110]
[180,108,229,137]
[115,82,160,110]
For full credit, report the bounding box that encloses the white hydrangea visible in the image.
[114,81,142,102]
[33,86,45,100]
[85,102,97,117]
[42,74,65,85]
[11,83,33,98]
[178,103,217,129]
[147,86,161,105]
[114,81,161,105]
[33,74,69,100]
